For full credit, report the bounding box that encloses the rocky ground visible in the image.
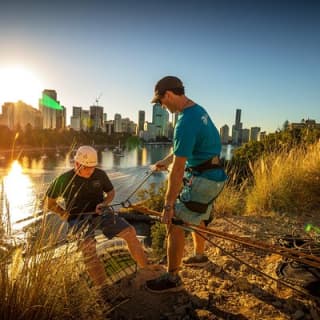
[107,212,320,320]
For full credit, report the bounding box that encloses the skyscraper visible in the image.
[250,127,261,141]
[1,101,42,130]
[241,128,250,143]
[90,105,103,131]
[138,110,145,134]
[81,110,90,132]
[235,109,241,127]
[232,108,242,145]
[152,103,169,138]
[220,124,229,144]
[39,89,66,129]
[114,113,122,133]
[70,106,82,131]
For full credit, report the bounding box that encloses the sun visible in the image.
[0,65,43,108]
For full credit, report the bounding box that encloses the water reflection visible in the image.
[137,147,148,166]
[1,146,173,224]
[1,144,233,231]
[221,144,234,161]
[3,161,37,223]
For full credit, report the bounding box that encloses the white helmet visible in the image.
[74,145,98,167]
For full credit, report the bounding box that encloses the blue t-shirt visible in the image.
[174,104,227,182]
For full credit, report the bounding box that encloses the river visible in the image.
[0,144,234,233]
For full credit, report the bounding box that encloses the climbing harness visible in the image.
[179,157,225,215]
[179,174,224,214]
[185,156,222,173]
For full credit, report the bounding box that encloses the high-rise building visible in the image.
[70,116,81,131]
[39,89,66,129]
[152,103,169,138]
[250,127,261,141]
[232,108,243,145]
[81,110,90,131]
[138,110,145,134]
[73,106,82,118]
[220,124,229,144]
[114,113,122,133]
[70,106,82,131]
[105,120,114,135]
[121,117,131,133]
[142,122,157,141]
[235,109,241,126]
[0,101,42,130]
[1,102,14,129]
[90,105,103,131]
[241,128,250,143]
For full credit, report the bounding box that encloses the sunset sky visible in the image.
[0,0,319,133]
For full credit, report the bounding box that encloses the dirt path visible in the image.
[108,212,320,320]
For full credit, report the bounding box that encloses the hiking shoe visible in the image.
[183,255,209,267]
[145,273,184,293]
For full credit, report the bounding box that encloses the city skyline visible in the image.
[0,0,319,133]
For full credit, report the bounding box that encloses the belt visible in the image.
[185,156,222,174]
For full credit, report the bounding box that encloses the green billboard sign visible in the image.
[39,93,63,110]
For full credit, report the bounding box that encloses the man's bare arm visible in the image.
[165,155,186,205]
[96,188,115,214]
[161,155,186,226]
[152,153,174,171]
[44,196,69,221]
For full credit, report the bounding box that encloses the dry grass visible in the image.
[214,141,320,217]
[0,220,104,320]
[214,171,247,216]
[2,141,320,318]
[245,141,320,215]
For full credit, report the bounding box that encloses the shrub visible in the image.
[137,180,167,259]
[150,222,167,260]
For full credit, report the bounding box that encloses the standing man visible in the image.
[146,76,227,293]
[44,145,148,302]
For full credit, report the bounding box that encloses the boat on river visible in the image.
[113,141,124,157]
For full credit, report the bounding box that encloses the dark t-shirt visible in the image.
[46,168,113,219]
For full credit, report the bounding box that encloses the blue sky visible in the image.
[0,0,319,133]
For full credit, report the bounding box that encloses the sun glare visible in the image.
[0,65,43,108]
[3,160,36,224]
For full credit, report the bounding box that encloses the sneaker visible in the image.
[145,273,184,293]
[182,255,209,267]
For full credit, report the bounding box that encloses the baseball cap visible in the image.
[151,76,184,103]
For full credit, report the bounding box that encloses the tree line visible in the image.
[0,125,137,151]
[229,126,320,185]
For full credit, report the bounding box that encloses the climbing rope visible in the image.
[124,204,320,300]
[109,170,155,209]
[186,224,319,301]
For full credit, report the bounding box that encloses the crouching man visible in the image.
[44,145,148,304]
